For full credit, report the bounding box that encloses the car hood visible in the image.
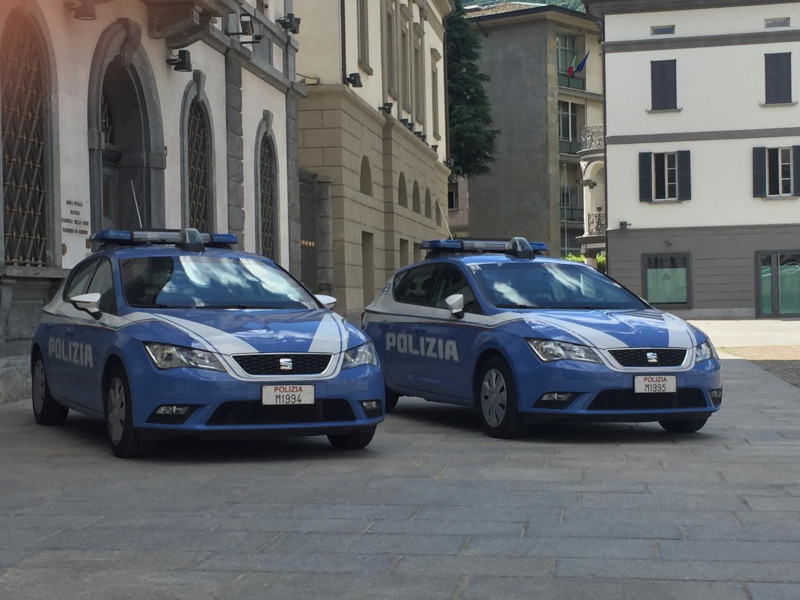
[519,309,700,350]
[127,308,364,355]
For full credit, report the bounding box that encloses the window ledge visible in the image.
[646,108,682,113]
[760,101,797,107]
[761,195,798,200]
[650,199,685,203]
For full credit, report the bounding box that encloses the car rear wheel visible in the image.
[659,418,708,434]
[476,357,527,439]
[31,353,68,426]
[385,388,400,413]
[105,364,153,458]
[328,425,377,450]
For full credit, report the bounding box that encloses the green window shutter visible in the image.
[753,147,767,197]
[639,153,653,202]
[677,151,691,200]
[793,146,800,196]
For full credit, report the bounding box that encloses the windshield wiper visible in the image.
[193,304,287,310]
[495,303,537,309]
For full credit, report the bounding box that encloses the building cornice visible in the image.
[584,0,797,18]
[468,5,598,31]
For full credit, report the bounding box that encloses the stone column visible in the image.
[225,54,245,247]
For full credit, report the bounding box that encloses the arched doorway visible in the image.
[258,131,277,258]
[88,20,165,232]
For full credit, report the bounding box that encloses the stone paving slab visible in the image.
[2,353,800,599]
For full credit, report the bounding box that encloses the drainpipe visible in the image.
[340,0,347,84]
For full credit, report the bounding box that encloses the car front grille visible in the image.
[608,348,687,367]
[233,353,332,376]
[207,399,356,426]
[588,388,707,411]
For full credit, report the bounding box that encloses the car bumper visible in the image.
[514,357,723,423]
[127,362,385,439]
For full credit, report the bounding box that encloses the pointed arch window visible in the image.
[187,98,212,230]
[258,132,277,258]
[1,10,49,266]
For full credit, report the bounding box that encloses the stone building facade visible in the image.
[295,0,453,323]
[0,0,300,404]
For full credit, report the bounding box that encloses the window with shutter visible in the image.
[651,60,677,110]
[765,53,792,104]
[641,152,691,202]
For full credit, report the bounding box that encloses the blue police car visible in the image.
[31,229,384,457]
[363,238,722,439]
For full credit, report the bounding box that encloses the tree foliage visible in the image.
[469,0,585,12]
[446,0,498,179]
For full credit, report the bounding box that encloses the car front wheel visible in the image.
[659,418,708,434]
[31,353,68,426]
[328,426,377,450]
[476,357,527,439]
[105,364,153,458]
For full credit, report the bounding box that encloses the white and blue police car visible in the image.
[363,238,722,439]
[31,229,384,457]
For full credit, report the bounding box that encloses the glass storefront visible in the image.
[759,252,800,317]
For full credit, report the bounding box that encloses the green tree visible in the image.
[446,0,498,179]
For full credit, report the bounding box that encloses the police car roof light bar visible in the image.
[90,229,238,248]
[421,237,547,259]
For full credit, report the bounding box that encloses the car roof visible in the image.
[402,253,581,272]
[87,245,276,264]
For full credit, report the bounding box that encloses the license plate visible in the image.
[262,385,315,405]
[634,375,676,394]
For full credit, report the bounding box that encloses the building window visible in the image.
[638,151,691,202]
[357,0,370,74]
[1,10,50,266]
[558,101,583,154]
[557,34,577,75]
[431,63,440,139]
[643,255,690,306]
[398,173,408,208]
[386,9,397,97]
[258,133,277,258]
[414,31,424,124]
[401,23,411,112]
[765,17,790,28]
[187,98,212,230]
[412,181,420,213]
[758,252,800,317]
[765,53,792,104]
[753,146,798,198]
[651,60,677,110]
[360,155,373,196]
[448,188,458,210]
[424,189,432,218]
[651,25,675,35]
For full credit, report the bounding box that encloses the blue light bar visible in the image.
[529,242,548,253]
[421,237,548,259]
[420,239,463,251]
[90,230,238,246]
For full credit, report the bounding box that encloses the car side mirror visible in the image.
[315,294,337,310]
[70,292,102,316]
[445,293,465,319]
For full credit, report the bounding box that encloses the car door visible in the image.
[46,258,100,403]
[382,263,440,392]
[68,257,119,412]
[419,264,483,402]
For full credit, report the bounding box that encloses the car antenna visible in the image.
[434,194,454,240]
[130,180,143,229]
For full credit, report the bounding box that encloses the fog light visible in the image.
[535,392,576,409]
[360,400,383,418]
[156,405,191,416]
[709,389,723,406]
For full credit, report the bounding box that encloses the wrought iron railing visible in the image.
[588,212,607,235]
[581,124,604,152]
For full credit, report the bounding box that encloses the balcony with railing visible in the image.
[587,211,606,235]
[580,124,604,152]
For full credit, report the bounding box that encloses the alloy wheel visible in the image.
[481,368,507,428]
[107,377,126,445]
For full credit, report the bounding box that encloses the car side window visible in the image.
[430,265,481,314]
[393,264,439,306]
[86,258,117,315]
[63,259,99,301]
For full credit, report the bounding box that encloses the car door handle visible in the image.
[66,327,75,335]
[413,325,425,334]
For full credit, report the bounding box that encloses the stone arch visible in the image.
[0,0,60,266]
[180,70,215,230]
[360,155,372,197]
[424,189,432,219]
[397,173,408,208]
[88,18,165,232]
[412,181,421,213]
[255,111,279,258]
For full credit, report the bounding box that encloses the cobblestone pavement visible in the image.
[722,346,800,389]
[2,356,800,599]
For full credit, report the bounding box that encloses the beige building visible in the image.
[294,0,453,322]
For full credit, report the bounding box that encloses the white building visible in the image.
[0,0,299,404]
[585,0,800,319]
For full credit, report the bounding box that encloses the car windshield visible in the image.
[470,261,646,310]
[120,255,318,310]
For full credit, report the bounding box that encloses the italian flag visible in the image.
[567,52,589,78]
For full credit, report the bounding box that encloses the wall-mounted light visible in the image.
[226,12,255,36]
[378,102,393,114]
[345,73,362,87]
[400,118,409,126]
[431,145,439,152]
[166,50,193,72]
[65,0,96,21]
[277,13,301,34]
[619,221,631,230]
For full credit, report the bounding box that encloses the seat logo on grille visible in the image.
[279,358,293,371]
[646,352,659,364]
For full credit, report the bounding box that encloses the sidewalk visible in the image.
[689,319,800,389]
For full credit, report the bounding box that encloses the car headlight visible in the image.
[342,341,379,369]
[527,338,602,364]
[144,342,225,372]
[694,340,717,362]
